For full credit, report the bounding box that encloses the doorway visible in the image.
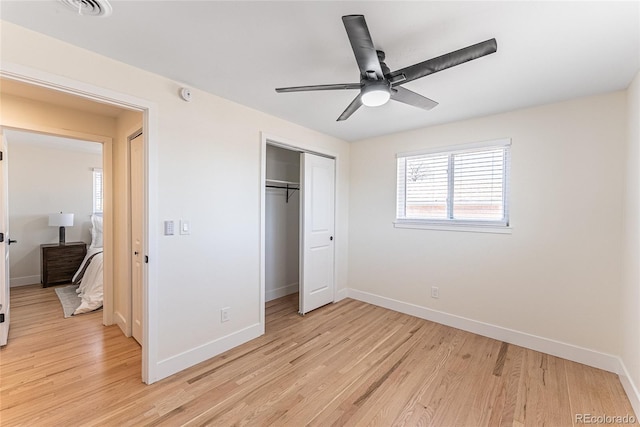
[0,70,155,383]
[4,130,103,289]
[265,145,300,304]
[261,137,337,323]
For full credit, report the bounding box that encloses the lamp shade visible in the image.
[48,213,74,227]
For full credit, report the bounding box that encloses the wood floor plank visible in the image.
[0,285,636,426]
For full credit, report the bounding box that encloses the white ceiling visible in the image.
[1,1,638,141]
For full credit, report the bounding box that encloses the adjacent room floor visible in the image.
[0,285,635,426]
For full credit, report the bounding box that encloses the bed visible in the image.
[71,214,104,315]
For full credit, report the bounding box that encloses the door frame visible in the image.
[0,62,159,384]
[0,130,9,346]
[1,126,113,320]
[259,132,338,331]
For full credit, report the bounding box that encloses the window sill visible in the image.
[393,221,512,234]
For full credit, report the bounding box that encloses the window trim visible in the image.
[393,220,512,234]
[395,138,511,232]
[93,167,104,214]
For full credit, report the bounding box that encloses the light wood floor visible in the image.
[0,285,636,426]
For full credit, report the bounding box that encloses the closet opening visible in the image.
[0,71,154,383]
[265,145,301,311]
[262,138,337,323]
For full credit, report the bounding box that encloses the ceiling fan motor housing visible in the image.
[361,79,391,107]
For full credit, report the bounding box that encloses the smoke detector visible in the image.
[59,0,113,17]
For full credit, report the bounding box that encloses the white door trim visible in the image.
[0,61,159,384]
[0,130,9,347]
[259,132,338,330]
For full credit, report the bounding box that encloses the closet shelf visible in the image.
[266,178,300,186]
[266,179,299,203]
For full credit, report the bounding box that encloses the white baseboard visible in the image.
[10,275,40,287]
[114,311,131,337]
[347,288,621,374]
[266,283,298,302]
[335,287,348,302]
[155,323,262,382]
[619,360,640,418]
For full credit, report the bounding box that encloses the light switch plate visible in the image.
[180,220,190,235]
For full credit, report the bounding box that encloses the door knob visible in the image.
[134,251,139,255]
[329,236,333,241]
[8,239,17,245]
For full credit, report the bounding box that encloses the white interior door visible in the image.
[299,153,335,315]
[0,131,10,346]
[130,133,143,344]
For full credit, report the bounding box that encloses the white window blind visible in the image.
[397,139,510,228]
[93,168,103,214]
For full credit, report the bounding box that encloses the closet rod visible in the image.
[266,184,299,203]
[265,185,300,189]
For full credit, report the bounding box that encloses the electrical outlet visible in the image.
[221,307,230,323]
[431,286,440,299]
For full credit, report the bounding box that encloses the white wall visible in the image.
[349,92,626,356]
[0,21,350,381]
[265,145,300,301]
[622,70,640,413]
[8,138,101,286]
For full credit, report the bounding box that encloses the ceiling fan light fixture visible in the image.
[361,81,391,107]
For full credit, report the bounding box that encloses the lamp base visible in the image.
[59,226,66,245]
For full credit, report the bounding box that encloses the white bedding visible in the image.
[72,246,102,282]
[72,248,104,315]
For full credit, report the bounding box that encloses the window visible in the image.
[93,168,103,214]
[396,139,510,230]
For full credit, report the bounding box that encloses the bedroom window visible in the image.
[93,168,103,214]
[395,139,511,231]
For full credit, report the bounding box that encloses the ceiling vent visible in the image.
[59,0,112,17]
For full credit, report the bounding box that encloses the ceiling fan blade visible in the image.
[391,86,438,110]
[276,83,361,93]
[337,94,363,121]
[388,38,497,85]
[342,15,384,79]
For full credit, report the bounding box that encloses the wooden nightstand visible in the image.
[40,242,87,287]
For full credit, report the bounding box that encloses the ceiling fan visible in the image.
[275,15,497,121]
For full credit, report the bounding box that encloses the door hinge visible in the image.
[0,313,4,323]
[0,151,3,161]
[145,255,149,263]
[0,233,3,243]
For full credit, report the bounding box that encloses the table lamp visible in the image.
[48,212,74,245]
